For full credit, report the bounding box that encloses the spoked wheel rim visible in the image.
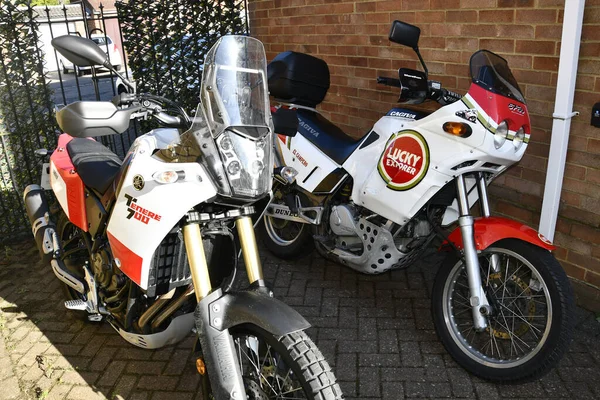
[233,331,308,399]
[443,247,552,368]
[263,215,305,247]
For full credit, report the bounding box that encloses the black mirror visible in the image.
[389,20,420,49]
[272,108,298,137]
[51,35,108,68]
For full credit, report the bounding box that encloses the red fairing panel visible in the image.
[446,217,555,251]
[107,231,143,285]
[468,83,531,134]
[50,134,88,232]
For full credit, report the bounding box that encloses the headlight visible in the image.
[513,126,525,151]
[216,131,272,198]
[494,120,509,149]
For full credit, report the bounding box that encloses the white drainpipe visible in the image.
[539,0,585,242]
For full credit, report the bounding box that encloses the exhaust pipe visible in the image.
[23,185,57,263]
[23,185,85,294]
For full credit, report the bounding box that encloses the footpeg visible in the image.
[64,299,87,311]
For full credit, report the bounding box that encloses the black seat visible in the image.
[66,138,122,194]
[296,109,367,165]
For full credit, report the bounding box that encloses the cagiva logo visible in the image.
[378,130,429,191]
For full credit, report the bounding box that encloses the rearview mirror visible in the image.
[51,35,108,68]
[389,20,420,49]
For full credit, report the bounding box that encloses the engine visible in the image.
[326,203,440,273]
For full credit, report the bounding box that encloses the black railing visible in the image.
[0,0,248,244]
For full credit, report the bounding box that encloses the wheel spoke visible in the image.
[444,246,552,367]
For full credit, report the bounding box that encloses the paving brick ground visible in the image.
[1,240,600,399]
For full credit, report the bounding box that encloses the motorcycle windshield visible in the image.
[470,50,525,104]
[165,36,273,200]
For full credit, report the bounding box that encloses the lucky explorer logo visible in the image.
[378,130,430,191]
[124,194,162,224]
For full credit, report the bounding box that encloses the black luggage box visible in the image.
[267,51,330,108]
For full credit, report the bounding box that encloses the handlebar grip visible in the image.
[377,76,402,88]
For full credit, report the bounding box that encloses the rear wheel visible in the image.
[199,325,343,399]
[432,239,574,382]
[258,214,313,259]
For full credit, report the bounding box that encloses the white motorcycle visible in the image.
[261,20,574,382]
[24,34,342,399]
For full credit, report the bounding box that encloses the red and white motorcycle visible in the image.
[24,35,342,399]
[262,20,574,382]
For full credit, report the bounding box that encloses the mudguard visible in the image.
[446,216,555,251]
[194,288,310,400]
[199,288,310,336]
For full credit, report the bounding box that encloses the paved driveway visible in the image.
[1,240,599,399]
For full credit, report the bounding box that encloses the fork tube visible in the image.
[476,172,491,218]
[476,172,501,273]
[236,216,264,284]
[183,223,212,302]
[456,175,488,331]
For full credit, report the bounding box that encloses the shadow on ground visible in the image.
[1,239,600,399]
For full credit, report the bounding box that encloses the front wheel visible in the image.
[200,325,343,399]
[432,239,574,383]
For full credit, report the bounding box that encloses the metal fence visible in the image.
[0,0,248,244]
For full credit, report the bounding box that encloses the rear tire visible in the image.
[432,239,574,382]
[258,214,313,260]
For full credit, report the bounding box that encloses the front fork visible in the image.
[183,215,264,400]
[456,173,495,331]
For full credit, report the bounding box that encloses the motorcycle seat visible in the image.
[296,109,366,165]
[66,138,122,195]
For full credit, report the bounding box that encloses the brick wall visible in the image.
[249,0,600,309]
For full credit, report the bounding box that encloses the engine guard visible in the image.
[445,216,555,251]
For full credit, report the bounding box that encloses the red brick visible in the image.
[496,200,534,223]
[446,10,477,22]
[497,24,535,38]
[585,270,600,288]
[516,40,556,55]
[533,56,560,71]
[589,138,600,154]
[460,0,496,8]
[480,9,515,23]
[498,0,534,7]
[480,39,515,53]
[535,25,562,39]
[561,261,586,280]
[431,0,460,8]
[516,9,558,23]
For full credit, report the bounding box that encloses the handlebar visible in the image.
[111,93,189,129]
[377,76,462,106]
[377,76,402,88]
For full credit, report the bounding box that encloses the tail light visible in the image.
[114,43,119,53]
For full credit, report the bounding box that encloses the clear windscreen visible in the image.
[470,50,525,103]
[183,35,273,199]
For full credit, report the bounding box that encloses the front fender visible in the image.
[199,288,310,337]
[446,216,555,251]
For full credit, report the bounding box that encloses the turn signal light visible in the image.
[153,170,184,184]
[196,357,206,375]
[443,122,472,138]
